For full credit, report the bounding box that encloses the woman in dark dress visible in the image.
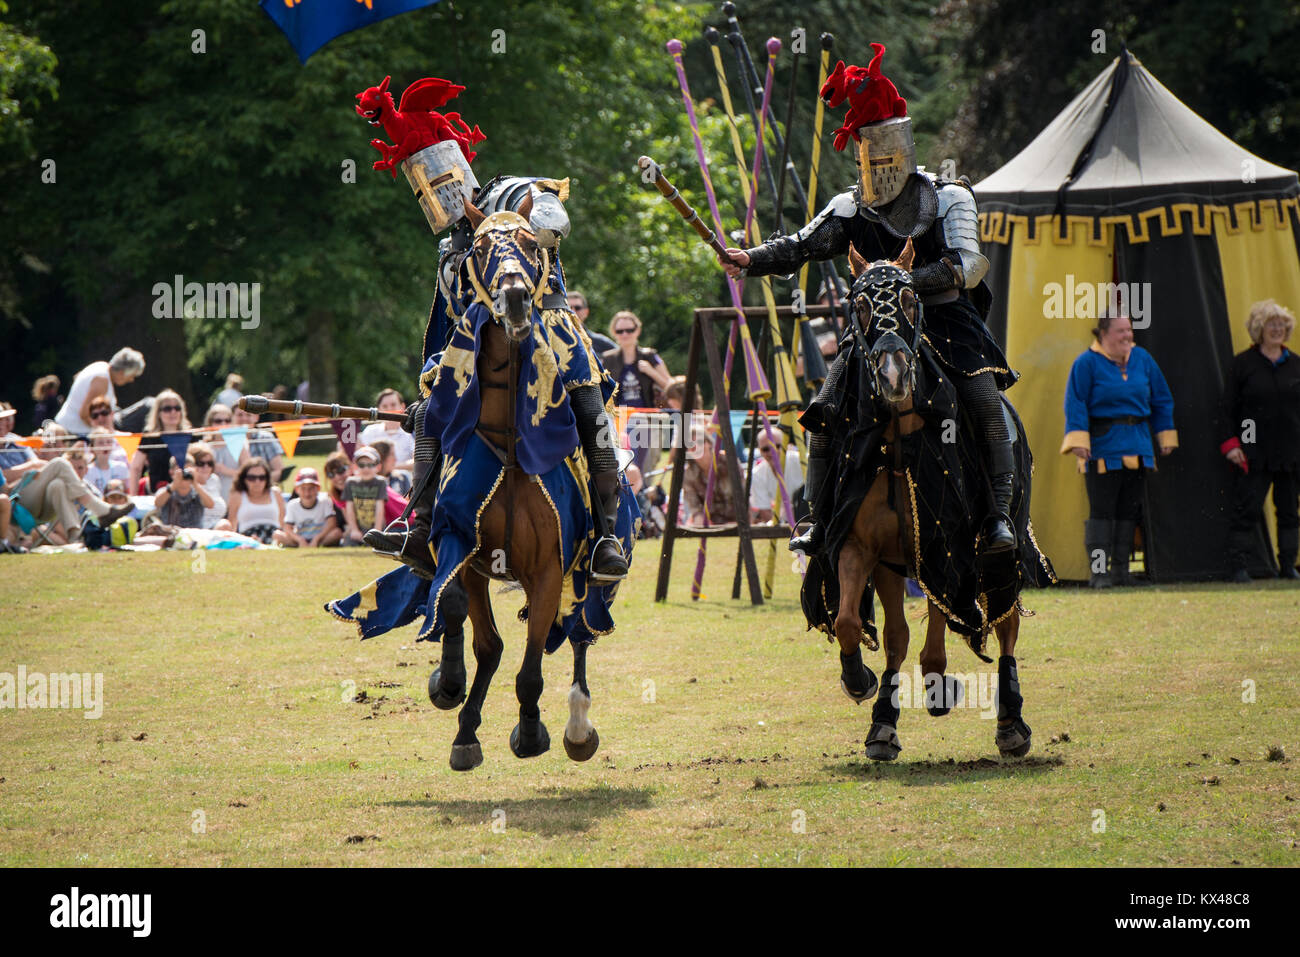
[1219,299,1300,581]
[128,389,193,493]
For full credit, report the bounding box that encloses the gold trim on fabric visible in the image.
[417,465,505,641]
[1155,429,1179,448]
[903,467,982,634]
[979,195,1300,247]
[1025,519,1057,584]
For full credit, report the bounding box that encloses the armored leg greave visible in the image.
[1085,519,1114,589]
[956,372,1016,553]
[571,384,629,581]
[1111,519,1136,586]
[366,397,441,578]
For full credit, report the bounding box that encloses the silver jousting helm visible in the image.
[401,140,480,235]
[853,116,917,208]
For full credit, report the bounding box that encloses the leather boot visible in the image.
[1111,519,1136,586]
[588,469,629,583]
[1227,528,1255,583]
[788,449,826,554]
[1278,527,1300,580]
[366,457,439,579]
[1085,518,1114,588]
[980,440,1017,553]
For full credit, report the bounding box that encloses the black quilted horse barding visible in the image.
[800,273,1056,659]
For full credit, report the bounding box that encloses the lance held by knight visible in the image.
[354,74,629,582]
[719,43,1018,559]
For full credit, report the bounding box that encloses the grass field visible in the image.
[1,538,1297,867]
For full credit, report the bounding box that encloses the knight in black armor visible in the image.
[720,90,1017,560]
[365,156,629,582]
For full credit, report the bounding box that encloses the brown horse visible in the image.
[832,246,1032,762]
[424,197,602,771]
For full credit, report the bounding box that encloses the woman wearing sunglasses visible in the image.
[601,310,674,473]
[226,457,284,544]
[202,404,240,501]
[128,389,193,494]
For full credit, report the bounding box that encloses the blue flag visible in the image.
[161,432,192,471]
[260,0,443,63]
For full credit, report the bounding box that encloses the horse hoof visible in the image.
[840,667,879,704]
[449,742,483,772]
[510,721,551,759]
[927,674,964,717]
[428,668,465,711]
[865,722,902,761]
[839,652,879,703]
[996,719,1032,758]
[563,727,600,762]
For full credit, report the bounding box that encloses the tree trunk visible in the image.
[306,309,338,404]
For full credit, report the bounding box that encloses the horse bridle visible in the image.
[463,212,549,579]
[853,263,926,573]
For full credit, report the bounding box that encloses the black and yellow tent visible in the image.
[975,50,1300,581]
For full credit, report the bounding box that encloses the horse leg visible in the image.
[865,567,908,761]
[919,599,963,717]
[835,538,880,704]
[510,562,560,759]
[993,608,1031,758]
[448,572,503,772]
[427,578,468,711]
[562,640,600,761]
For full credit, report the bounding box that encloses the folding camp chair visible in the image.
[7,472,60,547]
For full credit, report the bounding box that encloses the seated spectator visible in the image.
[322,451,353,543]
[748,430,804,523]
[0,491,27,553]
[216,373,243,410]
[625,463,665,538]
[31,375,63,430]
[154,454,216,529]
[226,457,284,544]
[54,347,146,436]
[0,404,133,543]
[341,446,388,544]
[86,427,129,495]
[231,405,284,479]
[85,397,130,464]
[371,438,412,496]
[274,468,341,548]
[682,432,739,526]
[356,389,414,471]
[188,441,230,530]
[35,422,73,462]
[129,389,193,493]
[201,404,239,501]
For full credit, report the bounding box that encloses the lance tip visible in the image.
[721,1,735,17]
[820,32,835,50]
[703,25,720,43]
[766,37,781,55]
[666,38,683,54]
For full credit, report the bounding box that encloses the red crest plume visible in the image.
[819,43,907,152]
[355,75,487,177]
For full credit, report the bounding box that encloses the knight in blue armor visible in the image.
[366,162,630,583]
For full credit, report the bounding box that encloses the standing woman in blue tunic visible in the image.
[1061,314,1178,587]
[1219,300,1300,582]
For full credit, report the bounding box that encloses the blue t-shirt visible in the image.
[0,436,37,471]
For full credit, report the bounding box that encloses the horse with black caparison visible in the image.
[830,242,1042,762]
[424,195,603,772]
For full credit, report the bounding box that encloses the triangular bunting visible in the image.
[17,436,44,449]
[330,419,361,461]
[270,419,303,458]
[220,427,247,461]
[161,432,192,470]
[114,433,141,460]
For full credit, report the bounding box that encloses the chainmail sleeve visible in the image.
[745,214,852,277]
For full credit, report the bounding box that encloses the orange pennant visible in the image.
[16,436,43,448]
[115,433,142,460]
[270,419,303,458]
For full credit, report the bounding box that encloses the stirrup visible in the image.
[588,534,628,583]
